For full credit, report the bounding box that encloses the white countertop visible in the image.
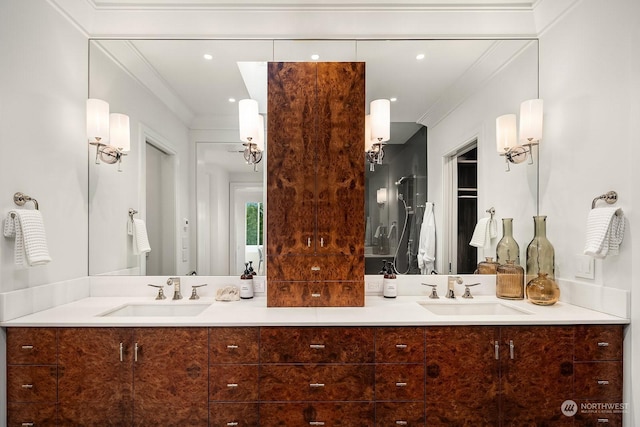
[0,295,629,327]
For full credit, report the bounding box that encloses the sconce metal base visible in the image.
[366,143,385,171]
[243,142,263,172]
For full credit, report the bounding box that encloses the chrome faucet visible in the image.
[446,276,463,298]
[167,277,182,300]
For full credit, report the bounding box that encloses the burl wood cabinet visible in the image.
[5,324,625,426]
[267,61,365,307]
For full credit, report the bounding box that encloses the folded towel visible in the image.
[469,217,497,249]
[132,218,151,255]
[584,207,625,258]
[3,210,52,266]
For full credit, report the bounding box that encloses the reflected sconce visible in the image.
[87,99,130,171]
[377,188,387,205]
[366,99,391,171]
[496,99,543,171]
[239,98,263,171]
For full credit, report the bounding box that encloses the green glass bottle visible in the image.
[525,215,555,286]
[496,218,520,265]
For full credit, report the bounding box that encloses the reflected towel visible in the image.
[584,207,625,258]
[3,210,52,266]
[469,217,497,249]
[132,218,151,255]
[417,202,436,274]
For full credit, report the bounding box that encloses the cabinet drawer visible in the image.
[210,365,259,401]
[267,254,363,281]
[574,409,623,427]
[260,364,375,401]
[7,403,57,427]
[7,366,57,403]
[7,328,57,365]
[261,327,374,363]
[260,402,374,426]
[210,327,259,364]
[268,281,364,307]
[575,362,623,400]
[575,326,623,361]
[375,402,425,426]
[375,328,425,363]
[209,403,259,427]
[375,364,425,401]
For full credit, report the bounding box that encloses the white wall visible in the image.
[88,45,193,275]
[427,42,539,274]
[537,0,639,423]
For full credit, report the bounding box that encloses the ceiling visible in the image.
[89,0,536,7]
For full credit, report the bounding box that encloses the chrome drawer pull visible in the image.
[395,382,407,387]
[134,342,139,362]
[21,384,34,389]
[21,423,35,427]
[309,422,325,426]
[227,383,239,388]
[226,345,239,349]
[310,344,325,349]
[395,344,408,349]
[21,345,34,350]
[597,418,610,423]
[494,341,500,360]
[396,421,408,426]
[308,238,312,247]
[597,380,610,385]
[311,266,321,271]
[227,423,239,426]
[509,340,515,360]
[598,342,610,347]
[309,383,325,388]
[320,238,324,247]
[120,342,124,362]
[311,293,321,298]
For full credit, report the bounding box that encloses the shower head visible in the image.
[395,175,415,186]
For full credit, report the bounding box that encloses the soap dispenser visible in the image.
[383,261,397,298]
[240,263,254,299]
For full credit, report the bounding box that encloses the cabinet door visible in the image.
[500,326,574,427]
[425,326,499,426]
[58,327,134,426]
[133,327,208,426]
[266,61,318,260]
[315,62,365,258]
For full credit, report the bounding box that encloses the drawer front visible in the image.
[375,402,425,426]
[7,366,57,403]
[375,328,425,363]
[210,365,259,402]
[210,327,259,364]
[575,362,623,400]
[575,325,623,361]
[58,402,133,426]
[375,364,425,401]
[260,365,375,401]
[574,409,623,427]
[7,403,57,427]
[7,328,57,365]
[268,281,364,307]
[260,327,374,363]
[267,254,363,281]
[259,402,375,427]
[209,403,259,427]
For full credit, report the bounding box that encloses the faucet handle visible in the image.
[461,283,481,299]
[148,284,166,300]
[190,284,208,300]
[421,283,439,299]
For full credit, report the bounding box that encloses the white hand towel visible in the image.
[132,218,151,255]
[469,217,492,248]
[417,202,436,274]
[584,207,625,258]
[3,210,52,266]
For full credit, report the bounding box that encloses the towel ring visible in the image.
[591,191,617,209]
[13,192,39,210]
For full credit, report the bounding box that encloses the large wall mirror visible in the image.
[89,39,539,276]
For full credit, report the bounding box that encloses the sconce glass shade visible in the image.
[87,99,109,143]
[109,113,130,152]
[519,99,543,143]
[496,114,517,153]
[255,114,265,151]
[370,99,390,142]
[364,115,375,152]
[377,188,387,204]
[239,99,259,143]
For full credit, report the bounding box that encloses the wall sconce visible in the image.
[239,98,263,171]
[496,99,543,171]
[377,188,387,205]
[365,99,391,171]
[87,99,130,171]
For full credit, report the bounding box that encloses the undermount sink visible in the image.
[418,301,532,316]
[99,303,211,317]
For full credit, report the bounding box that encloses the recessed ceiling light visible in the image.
[228,98,236,103]
[311,54,320,60]
[203,54,213,60]
[416,53,425,60]
[390,97,398,102]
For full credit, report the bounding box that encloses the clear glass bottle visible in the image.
[496,260,524,299]
[496,218,520,265]
[525,215,555,285]
[526,272,560,305]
